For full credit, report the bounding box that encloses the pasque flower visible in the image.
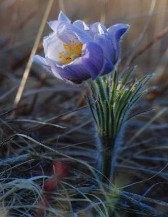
[33,11,129,83]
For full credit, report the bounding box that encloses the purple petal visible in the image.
[33,55,51,71]
[73,20,89,31]
[100,58,114,76]
[45,58,63,80]
[94,34,116,64]
[108,24,129,41]
[43,32,55,56]
[46,57,90,83]
[57,23,91,44]
[45,42,104,83]
[107,24,129,61]
[90,23,107,36]
[43,32,64,63]
[90,23,121,65]
[58,11,71,23]
[48,11,71,32]
[48,20,60,31]
[73,42,104,79]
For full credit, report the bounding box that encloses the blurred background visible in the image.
[1,0,168,108]
[1,0,168,73]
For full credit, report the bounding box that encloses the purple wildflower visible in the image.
[33,11,129,84]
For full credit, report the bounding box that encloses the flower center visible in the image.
[58,41,83,65]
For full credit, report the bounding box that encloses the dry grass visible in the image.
[0,0,168,216]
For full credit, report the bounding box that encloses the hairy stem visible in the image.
[100,136,116,183]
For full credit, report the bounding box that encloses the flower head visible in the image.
[33,11,129,84]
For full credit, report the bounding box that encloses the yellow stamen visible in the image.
[58,40,83,65]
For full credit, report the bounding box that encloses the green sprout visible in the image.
[88,68,148,183]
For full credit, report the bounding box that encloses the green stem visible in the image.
[100,136,116,183]
[100,129,123,184]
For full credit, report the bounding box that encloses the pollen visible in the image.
[58,40,83,65]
